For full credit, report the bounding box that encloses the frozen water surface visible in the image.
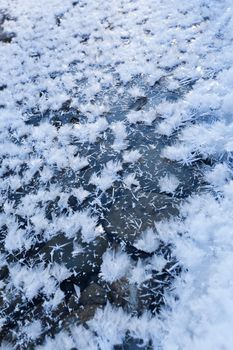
[0,1,233,349]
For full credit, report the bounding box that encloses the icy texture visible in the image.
[0,0,233,349]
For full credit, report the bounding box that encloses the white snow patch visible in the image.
[133,228,160,253]
[158,173,180,194]
[123,150,142,164]
[100,249,131,283]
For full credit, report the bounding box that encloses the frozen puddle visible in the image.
[0,75,204,348]
[1,1,233,349]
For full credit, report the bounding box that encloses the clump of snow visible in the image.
[99,249,131,283]
[9,264,57,300]
[73,118,109,143]
[0,343,14,350]
[21,320,42,341]
[133,228,160,253]
[157,184,233,350]
[87,303,130,348]
[129,259,152,285]
[127,108,157,125]
[50,263,71,283]
[123,173,140,188]
[158,173,180,194]
[150,254,167,272]
[4,225,33,253]
[128,86,145,98]
[111,121,128,151]
[205,163,232,188]
[37,331,75,350]
[123,150,142,164]
[55,210,99,243]
[44,289,65,310]
[73,187,90,203]
[70,326,98,350]
[90,161,122,192]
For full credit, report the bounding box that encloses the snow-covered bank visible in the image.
[159,182,233,350]
[0,0,233,348]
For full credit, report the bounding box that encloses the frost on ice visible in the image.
[1,0,233,349]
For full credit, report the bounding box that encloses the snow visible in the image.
[99,249,131,283]
[111,121,128,151]
[127,108,157,125]
[133,228,160,254]
[87,303,131,348]
[90,161,122,192]
[123,149,142,164]
[158,174,180,194]
[129,259,152,285]
[123,173,140,188]
[1,0,233,348]
[20,320,42,341]
[9,264,57,300]
[157,186,233,350]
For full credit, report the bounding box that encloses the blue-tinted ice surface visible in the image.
[0,1,233,349]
